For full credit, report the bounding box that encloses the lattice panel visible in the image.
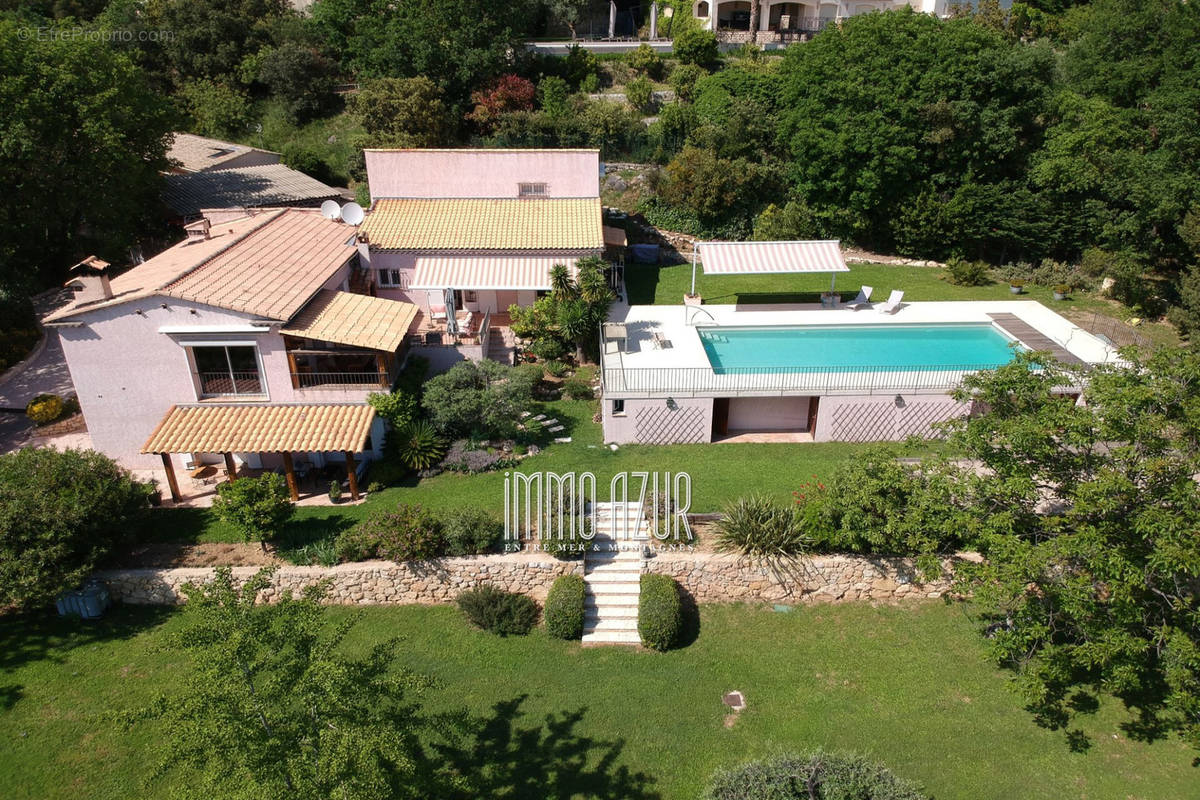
[895,399,966,440]
[828,402,895,442]
[634,406,707,444]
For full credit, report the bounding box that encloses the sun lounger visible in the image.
[845,285,873,311]
[878,289,904,314]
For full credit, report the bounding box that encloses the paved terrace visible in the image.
[600,301,1119,398]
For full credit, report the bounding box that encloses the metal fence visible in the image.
[198,371,264,397]
[601,362,1013,397]
[290,372,388,389]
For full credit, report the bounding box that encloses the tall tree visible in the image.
[941,349,1200,752]
[0,20,174,293]
[124,567,446,798]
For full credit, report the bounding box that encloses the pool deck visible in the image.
[600,301,1118,395]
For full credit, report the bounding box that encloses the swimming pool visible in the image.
[698,323,1019,372]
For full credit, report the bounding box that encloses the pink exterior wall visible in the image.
[364,150,600,200]
[602,397,714,444]
[812,393,970,442]
[726,396,811,431]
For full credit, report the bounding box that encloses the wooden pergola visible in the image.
[142,403,377,503]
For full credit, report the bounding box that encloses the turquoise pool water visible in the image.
[698,324,1019,371]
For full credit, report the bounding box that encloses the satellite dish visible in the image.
[320,200,341,220]
[340,202,365,226]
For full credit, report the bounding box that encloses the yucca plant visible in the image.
[714,493,811,559]
[394,420,446,470]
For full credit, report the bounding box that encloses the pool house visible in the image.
[599,242,1118,444]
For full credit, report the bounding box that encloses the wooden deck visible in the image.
[988,313,1084,365]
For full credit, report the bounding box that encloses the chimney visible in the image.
[184,218,211,241]
[66,256,112,303]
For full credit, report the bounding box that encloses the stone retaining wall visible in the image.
[96,553,582,606]
[95,551,969,607]
[645,552,963,604]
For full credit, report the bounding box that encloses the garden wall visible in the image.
[95,551,972,607]
[96,553,582,606]
[643,552,970,604]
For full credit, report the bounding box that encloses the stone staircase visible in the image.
[486,326,516,365]
[582,502,646,646]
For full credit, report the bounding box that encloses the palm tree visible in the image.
[556,299,590,363]
[549,263,576,300]
[749,0,760,38]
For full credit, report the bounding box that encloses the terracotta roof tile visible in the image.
[360,197,603,250]
[141,403,376,454]
[281,290,418,352]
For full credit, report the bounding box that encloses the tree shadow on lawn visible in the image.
[0,605,174,710]
[428,694,661,799]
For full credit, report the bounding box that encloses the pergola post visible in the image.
[160,453,181,503]
[650,1,658,38]
[223,452,237,482]
[609,0,616,38]
[344,451,360,501]
[281,451,300,501]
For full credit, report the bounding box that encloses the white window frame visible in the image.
[185,342,269,401]
[612,399,626,416]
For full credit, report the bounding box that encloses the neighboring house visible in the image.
[45,208,420,499]
[355,148,605,366]
[167,132,282,174]
[162,164,346,220]
[693,0,951,42]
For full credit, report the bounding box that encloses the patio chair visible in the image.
[429,304,448,322]
[845,285,873,311]
[878,289,904,315]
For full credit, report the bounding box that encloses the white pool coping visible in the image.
[601,301,1121,376]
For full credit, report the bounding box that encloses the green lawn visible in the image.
[1,602,1194,799]
[154,398,921,547]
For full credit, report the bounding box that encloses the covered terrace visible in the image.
[142,402,377,504]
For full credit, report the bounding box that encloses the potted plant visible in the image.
[328,480,343,504]
[1009,279,1025,295]
[1053,284,1070,301]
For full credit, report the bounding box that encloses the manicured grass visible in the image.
[1,602,1194,799]
[152,398,919,546]
[626,261,1114,310]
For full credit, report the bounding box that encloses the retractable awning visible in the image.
[697,240,849,274]
[142,403,376,455]
[690,240,849,295]
[410,255,579,291]
[281,290,418,352]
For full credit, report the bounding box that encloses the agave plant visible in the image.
[394,420,446,470]
[714,493,812,559]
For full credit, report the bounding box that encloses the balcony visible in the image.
[601,363,1010,398]
[198,370,265,398]
[290,370,390,389]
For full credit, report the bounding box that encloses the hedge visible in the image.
[457,584,539,636]
[638,573,682,651]
[703,750,927,800]
[545,574,586,639]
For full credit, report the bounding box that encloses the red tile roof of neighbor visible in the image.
[45,209,359,323]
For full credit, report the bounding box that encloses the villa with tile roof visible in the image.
[45,207,419,500]
[355,149,605,365]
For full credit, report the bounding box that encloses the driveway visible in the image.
[0,289,77,453]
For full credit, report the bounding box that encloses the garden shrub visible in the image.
[328,480,342,503]
[943,257,991,287]
[703,750,927,800]
[212,473,295,549]
[638,574,682,651]
[627,43,664,79]
[670,63,707,102]
[422,360,537,438]
[25,393,64,425]
[335,503,443,562]
[442,507,503,556]
[543,359,570,378]
[545,574,586,639]
[367,388,419,428]
[0,447,154,610]
[714,493,812,558]
[673,28,720,69]
[562,377,593,400]
[457,584,539,635]
[440,440,512,473]
[626,76,654,113]
[393,420,446,470]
